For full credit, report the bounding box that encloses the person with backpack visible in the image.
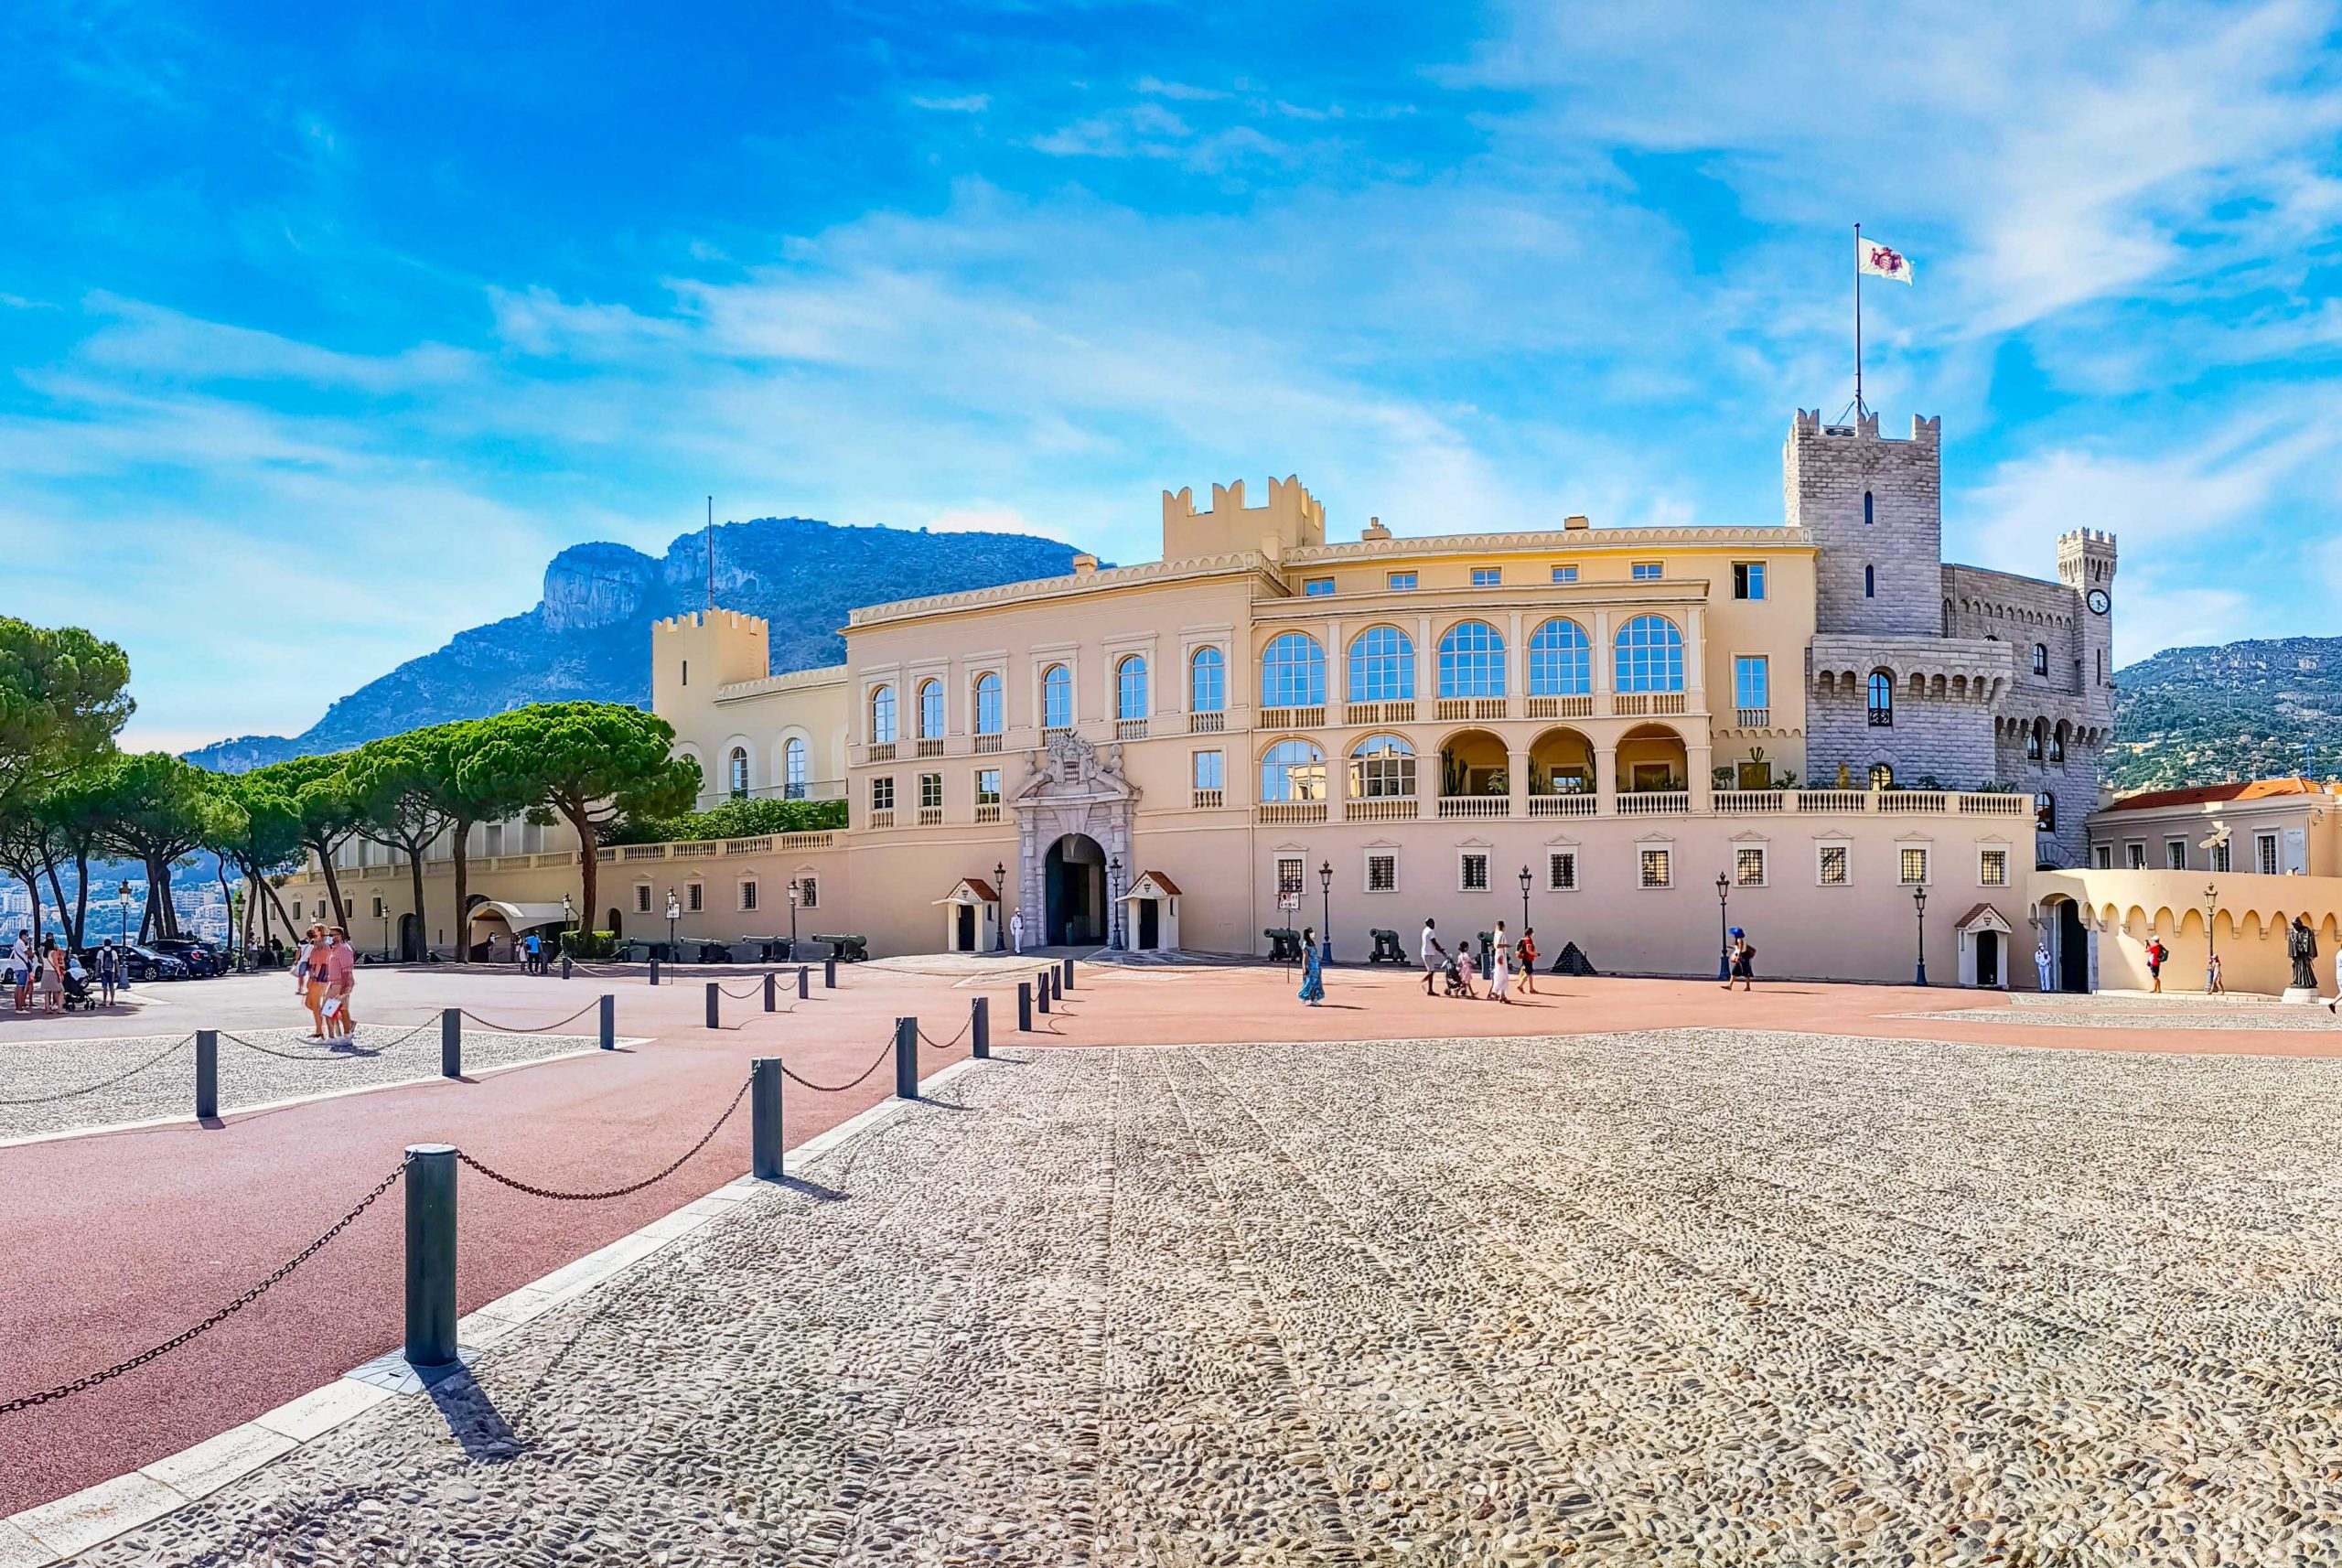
[523,930,543,974]
[1516,928,1540,994]
[2143,935,2166,993]
[1721,928,1756,991]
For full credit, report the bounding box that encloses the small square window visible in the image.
[1386,571,1417,591]
[1639,848,1671,888]
[1551,564,1578,584]
[1459,853,1490,891]
[1735,847,1766,887]
[1277,857,1305,897]
[1548,851,1576,891]
[686,883,704,912]
[871,777,896,811]
[1631,562,1663,581]
[634,885,651,914]
[1819,845,1849,886]
[1733,562,1766,600]
[1303,577,1335,596]
[796,876,820,910]
[1366,854,1397,893]
[740,879,759,911]
[1979,849,2008,887]
[1470,567,1501,587]
[1193,750,1224,789]
[1899,847,1929,886]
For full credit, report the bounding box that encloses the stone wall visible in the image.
[1808,685,1998,789]
[1785,411,1943,639]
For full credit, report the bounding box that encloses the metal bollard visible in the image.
[705,982,720,1029]
[972,995,990,1059]
[798,964,810,999]
[1018,980,1033,1031]
[1037,972,1051,1015]
[895,1016,919,1099]
[195,1029,218,1120]
[764,972,777,1012]
[598,993,615,1049]
[441,1008,462,1079]
[649,954,661,986]
[404,1144,458,1369]
[750,1058,785,1180]
[1062,956,1075,990]
[824,955,837,989]
[561,955,573,981]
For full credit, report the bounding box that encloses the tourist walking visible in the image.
[299,924,328,1041]
[38,939,65,1014]
[1420,917,1447,996]
[1721,929,1756,992]
[1489,920,1511,1004]
[2035,939,2054,993]
[323,927,358,1039]
[1456,941,1478,999]
[2143,935,2166,993]
[95,939,118,1005]
[10,929,30,1012]
[1297,926,1325,1006]
[1516,928,1539,994]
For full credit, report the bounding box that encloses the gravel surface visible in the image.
[0,1025,602,1143]
[1908,1004,2342,1031]
[70,1027,2342,1565]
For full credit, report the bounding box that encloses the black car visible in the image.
[150,939,225,977]
[118,944,189,982]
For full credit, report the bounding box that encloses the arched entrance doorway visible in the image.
[2041,896,2090,993]
[397,912,421,962]
[1045,833,1106,947]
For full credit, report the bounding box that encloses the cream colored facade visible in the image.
[278,409,2140,987]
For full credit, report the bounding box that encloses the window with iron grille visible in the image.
[1366,854,1396,893]
[1459,853,1490,891]
[1899,847,1929,885]
[1980,849,2008,886]
[1818,845,1849,886]
[1868,671,1894,726]
[796,876,820,909]
[1277,857,1305,897]
[634,885,651,913]
[1735,847,1766,886]
[1638,848,1671,888]
[740,880,758,912]
[686,882,704,912]
[1548,851,1576,891]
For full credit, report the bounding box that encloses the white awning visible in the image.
[467,901,570,928]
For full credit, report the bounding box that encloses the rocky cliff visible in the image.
[2107,635,2342,792]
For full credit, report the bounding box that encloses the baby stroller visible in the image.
[59,961,96,1011]
[1441,952,1475,998]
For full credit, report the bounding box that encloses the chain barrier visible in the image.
[458,1000,605,1036]
[713,980,767,1000]
[220,1017,440,1061]
[917,1015,975,1052]
[779,1034,898,1094]
[455,1076,752,1201]
[0,1157,407,1415]
[0,1035,194,1107]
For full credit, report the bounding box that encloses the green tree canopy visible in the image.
[0,617,132,821]
[490,703,700,921]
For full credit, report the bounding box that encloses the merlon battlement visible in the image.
[1789,410,1940,446]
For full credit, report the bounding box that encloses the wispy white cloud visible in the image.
[909,92,989,113]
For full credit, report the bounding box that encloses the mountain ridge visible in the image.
[2106,634,2341,793]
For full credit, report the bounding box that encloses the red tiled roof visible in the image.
[2102,778,2323,813]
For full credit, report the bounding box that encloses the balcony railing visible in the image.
[1115,718,1148,740]
[973,732,1003,753]
[1617,790,1690,815]
[1191,787,1225,810]
[1735,706,1771,727]
[1798,789,1871,812]
[1042,725,1075,743]
[869,809,895,829]
[1960,792,2028,815]
[865,741,896,762]
[1878,792,1949,814]
[974,803,1001,825]
[1714,790,1784,812]
[1527,794,1596,818]
[1255,800,1327,825]
[1188,711,1226,734]
[1611,692,1689,717]
[1437,795,1509,819]
[915,737,944,758]
[1525,694,1594,720]
[725,836,772,854]
[918,807,944,826]
[620,843,667,861]
[1259,705,1326,730]
[1344,700,1417,727]
[674,841,719,857]
[1435,697,1509,722]
[1345,797,1419,822]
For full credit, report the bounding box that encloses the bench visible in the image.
[1368,929,1407,964]
[811,933,870,963]
[1263,928,1305,962]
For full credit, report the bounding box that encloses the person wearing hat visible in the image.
[1721,928,1756,992]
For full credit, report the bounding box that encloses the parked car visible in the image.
[150,939,226,977]
[119,945,190,982]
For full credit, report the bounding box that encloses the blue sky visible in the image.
[5,0,2340,750]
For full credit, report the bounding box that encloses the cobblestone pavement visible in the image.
[1908,1003,2342,1032]
[71,1029,2342,1565]
[0,1026,600,1142]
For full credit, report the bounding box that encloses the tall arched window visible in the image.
[869,684,897,744]
[783,737,808,799]
[1189,647,1225,713]
[2031,642,2049,677]
[1260,738,1327,801]
[2035,790,2057,832]
[1864,490,1875,525]
[1869,762,1895,791]
[1527,618,1591,694]
[1437,620,1506,697]
[916,678,943,739]
[1041,664,1073,730]
[1613,616,1685,693]
[1116,655,1148,720]
[2049,724,2066,762]
[1867,671,1894,726]
[1260,633,1327,708]
[972,671,1003,736]
[2026,719,2045,761]
[1864,564,1876,598]
[727,746,749,800]
[1348,735,1415,799]
[1347,627,1414,703]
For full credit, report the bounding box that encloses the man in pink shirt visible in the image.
[324,927,359,1040]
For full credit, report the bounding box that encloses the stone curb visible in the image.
[0,1053,984,1566]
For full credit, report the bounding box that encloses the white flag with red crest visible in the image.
[1858,236,1913,283]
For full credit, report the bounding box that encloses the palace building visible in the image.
[279,408,2128,987]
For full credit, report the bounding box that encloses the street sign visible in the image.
[1277,893,1299,912]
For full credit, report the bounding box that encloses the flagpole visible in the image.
[705,496,715,611]
[1853,221,1864,419]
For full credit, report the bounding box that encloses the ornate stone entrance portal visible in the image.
[1011,732,1137,949]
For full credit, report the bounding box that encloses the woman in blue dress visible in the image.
[1297,926,1325,1005]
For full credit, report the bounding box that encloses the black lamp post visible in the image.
[1715,872,1730,982]
[1912,884,1929,986]
[787,879,800,952]
[1318,859,1333,964]
[118,882,131,945]
[1518,865,1532,940]
[2203,881,2219,992]
[1108,855,1124,950]
[994,861,1007,951]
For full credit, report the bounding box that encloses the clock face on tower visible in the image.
[2086,588,2111,616]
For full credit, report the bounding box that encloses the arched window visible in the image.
[1041,664,1073,730]
[1527,618,1591,695]
[1864,564,1876,598]
[869,684,897,745]
[2049,724,2066,763]
[1613,616,1685,693]
[1259,738,1327,802]
[1348,736,1416,799]
[783,737,808,799]
[1116,655,1148,720]
[2031,642,2049,677]
[1189,647,1225,713]
[1864,490,1875,525]
[1347,627,1414,703]
[916,678,943,739]
[972,671,1003,736]
[1867,671,1894,726]
[2035,790,2057,832]
[1260,633,1327,708]
[727,746,749,800]
[2026,720,2045,761]
[1869,762,1895,791]
[1437,620,1507,698]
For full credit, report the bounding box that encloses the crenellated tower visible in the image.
[1785,410,1943,638]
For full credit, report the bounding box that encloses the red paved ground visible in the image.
[2,958,2333,1515]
